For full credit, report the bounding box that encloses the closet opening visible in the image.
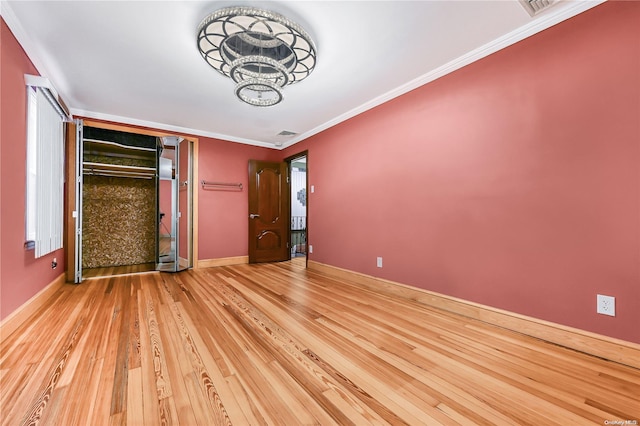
[75,125,196,280]
[81,126,158,278]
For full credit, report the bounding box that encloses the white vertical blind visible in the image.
[25,83,66,258]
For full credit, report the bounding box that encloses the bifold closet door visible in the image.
[65,119,83,283]
[176,138,193,271]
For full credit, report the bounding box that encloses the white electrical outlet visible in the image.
[597,294,615,317]
[376,257,383,268]
[309,245,313,254]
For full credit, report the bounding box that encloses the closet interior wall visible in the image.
[81,127,158,269]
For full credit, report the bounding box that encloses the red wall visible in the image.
[283,2,640,343]
[198,138,279,260]
[1,18,65,321]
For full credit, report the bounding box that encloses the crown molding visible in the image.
[71,109,277,150]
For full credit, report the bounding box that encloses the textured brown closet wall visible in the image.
[82,176,156,268]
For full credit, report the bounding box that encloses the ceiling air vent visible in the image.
[519,0,557,16]
[277,130,298,137]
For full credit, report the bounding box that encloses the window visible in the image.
[25,75,68,258]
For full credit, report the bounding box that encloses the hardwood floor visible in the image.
[1,260,638,425]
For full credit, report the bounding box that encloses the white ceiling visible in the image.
[2,0,603,149]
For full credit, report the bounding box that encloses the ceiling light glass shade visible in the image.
[235,79,283,107]
[197,6,317,107]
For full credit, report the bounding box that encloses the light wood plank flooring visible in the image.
[1,260,638,425]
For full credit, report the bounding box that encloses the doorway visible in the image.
[289,154,307,261]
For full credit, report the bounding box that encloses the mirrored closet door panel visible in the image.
[157,136,194,272]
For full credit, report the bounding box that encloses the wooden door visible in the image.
[248,160,290,263]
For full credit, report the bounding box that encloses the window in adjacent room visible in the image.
[24,75,69,257]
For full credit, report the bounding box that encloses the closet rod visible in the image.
[201,180,243,190]
[82,162,156,178]
[83,161,156,172]
[83,170,155,179]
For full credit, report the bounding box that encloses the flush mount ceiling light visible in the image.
[197,7,317,107]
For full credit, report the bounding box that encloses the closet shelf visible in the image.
[83,138,157,152]
[83,162,156,179]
